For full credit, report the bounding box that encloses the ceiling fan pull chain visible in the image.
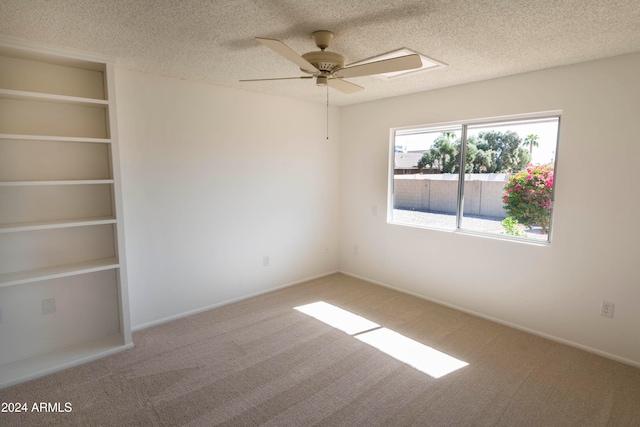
[326,83,329,140]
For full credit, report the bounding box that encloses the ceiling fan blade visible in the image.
[256,38,319,74]
[337,54,422,78]
[240,76,313,82]
[328,78,364,94]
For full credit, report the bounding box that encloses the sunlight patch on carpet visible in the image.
[355,327,468,378]
[294,301,380,335]
[294,301,468,378]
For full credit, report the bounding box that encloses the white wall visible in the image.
[116,69,340,328]
[339,53,640,366]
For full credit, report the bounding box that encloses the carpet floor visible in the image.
[1,273,639,426]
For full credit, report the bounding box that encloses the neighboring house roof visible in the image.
[394,152,424,169]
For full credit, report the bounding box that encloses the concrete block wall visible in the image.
[393,179,426,210]
[430,180,458,214]
[394,175,507,218]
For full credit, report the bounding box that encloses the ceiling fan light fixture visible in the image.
[347,48,447,79]
[316,75,328,86]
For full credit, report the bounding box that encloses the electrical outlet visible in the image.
[263,255,270,267]
[601,301,614,318]
[42,298,56,315]
[353,245,358,255]
[371,205,378,216]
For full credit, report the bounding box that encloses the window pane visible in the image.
[392,127,462,230]
[460,118,559,241]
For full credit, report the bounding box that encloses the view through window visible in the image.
[391,115,560,242]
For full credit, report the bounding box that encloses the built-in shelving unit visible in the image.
[0,217,117,233]
[0,37,132,388]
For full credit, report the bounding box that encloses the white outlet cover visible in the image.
[601,301,614,318]
[42,298,56,315]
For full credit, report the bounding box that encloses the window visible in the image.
[390,114,560,242]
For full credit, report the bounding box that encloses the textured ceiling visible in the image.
[1,0,639,106]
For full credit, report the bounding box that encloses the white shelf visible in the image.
[0,37,132,386]
[0,133,111,143]
[0,88,108,107]
[0,216,116,233]
[0,333,133,389]
[0,257,119,288]
[0,179,113,186]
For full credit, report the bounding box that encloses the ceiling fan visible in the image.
[240,30,423,94]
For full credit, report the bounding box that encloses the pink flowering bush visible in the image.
[502,164,554,233]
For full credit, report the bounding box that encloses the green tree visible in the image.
[462,138,478,173]
[417,134,457,172]
[523,133,539,155]
[477,130,530,173]
[417,130,530,174]
[466,136,494,173]
[431,136,458,172]
[441,131,457,142]
[417,150,434,171]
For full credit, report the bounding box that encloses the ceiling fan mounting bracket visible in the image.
[311,30,334,50]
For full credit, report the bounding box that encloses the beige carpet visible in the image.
[2,273,640,426]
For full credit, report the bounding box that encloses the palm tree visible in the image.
[523,134,539,155]
[442,131,457,142]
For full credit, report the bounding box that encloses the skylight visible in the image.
[347,48,447,79]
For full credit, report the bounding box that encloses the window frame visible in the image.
[388,111,562,244]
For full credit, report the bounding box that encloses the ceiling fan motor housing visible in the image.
[301,51,345,74]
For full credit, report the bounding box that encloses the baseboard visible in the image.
[339,270,640,370]
[132,270,340,332]
[0,335,133,389]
